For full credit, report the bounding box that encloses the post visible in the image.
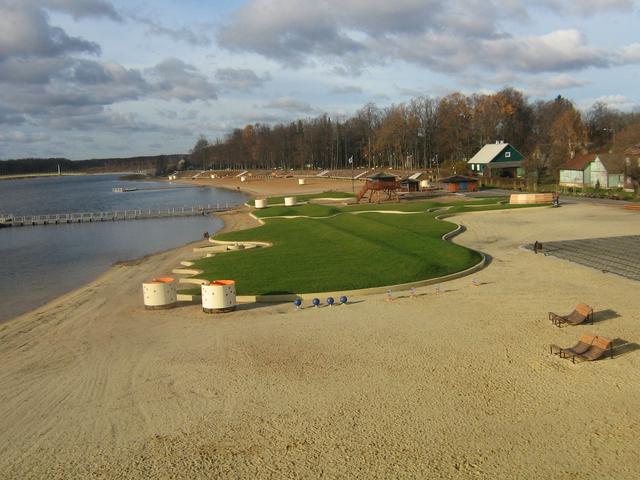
[351,158,354,193]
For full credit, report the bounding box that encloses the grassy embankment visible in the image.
[188,196,542,295]
[262,191,355,205]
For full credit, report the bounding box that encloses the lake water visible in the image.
[0,174,247,322]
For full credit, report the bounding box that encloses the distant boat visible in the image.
[112,187,138,193]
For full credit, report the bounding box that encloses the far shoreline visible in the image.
[0,172,86,181]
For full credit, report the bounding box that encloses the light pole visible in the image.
[602,128,615,151]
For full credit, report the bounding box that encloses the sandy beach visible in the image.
[1,179,640,479]
[178,174,361,198]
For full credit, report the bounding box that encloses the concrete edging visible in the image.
[177,209,488,303]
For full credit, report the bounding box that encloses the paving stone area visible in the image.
[528,235,640,282]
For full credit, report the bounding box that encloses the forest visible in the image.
[0,154,185,177]
[190,88,640,182]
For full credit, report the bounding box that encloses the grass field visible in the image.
[253,196,507,218]
[192,212,480,295]
[263,191,354,205]
[187,197,541,295]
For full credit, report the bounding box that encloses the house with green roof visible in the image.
[467,142,525,178]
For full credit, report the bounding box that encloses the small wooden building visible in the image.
[400,177,420,192]
[440,175,479,192]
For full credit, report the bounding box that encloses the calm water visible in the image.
[0,174,247,322]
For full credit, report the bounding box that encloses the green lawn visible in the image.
[253,196,506,218]
[254,204,341,218]
[189,197,541,295]
[264,191,354,205]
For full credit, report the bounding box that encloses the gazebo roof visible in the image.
[367,171,398,180]
[440,175,478,183]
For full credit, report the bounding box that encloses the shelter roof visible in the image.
[367,171,398,180]
[440,175,478,183]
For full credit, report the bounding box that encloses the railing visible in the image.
[0,204,232,228]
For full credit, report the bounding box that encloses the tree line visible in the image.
[190,88,640,182]
[0,154,185,176]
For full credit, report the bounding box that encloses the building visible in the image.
[440,175,479,192]
[467,142,525,178]
[399,177,420,192]
[559,153,627,188]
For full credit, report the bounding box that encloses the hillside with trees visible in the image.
[189,89,640,183]
[0,154,185,177]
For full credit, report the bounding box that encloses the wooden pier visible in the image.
[0,204,232,228]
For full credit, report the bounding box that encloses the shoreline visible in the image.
[1,209,248,325]
[2,201,640,477]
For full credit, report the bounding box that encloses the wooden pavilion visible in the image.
[356,172,401,203]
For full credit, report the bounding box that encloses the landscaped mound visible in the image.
[189,197,532,295]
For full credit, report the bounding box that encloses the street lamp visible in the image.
[602,128,615,151]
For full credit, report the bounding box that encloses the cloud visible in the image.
[542,73,590,90]
[330,85,363,95]
[617,43,640,63]
[397,86,428,97]
[578,94,640,112]
[215,68,271,92]
[129,13,211,46]
[479,30,609,73]
[0,2,101,60]
[38,0,122,21]
[264,96,315,113]
[534,0,634,16]
[217,0,640,76]
[0,105,26,125]
[146,58,218,102]
[0,131,50,143]
[217,0,364,67]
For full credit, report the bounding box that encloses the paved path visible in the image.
[530,235,640,282]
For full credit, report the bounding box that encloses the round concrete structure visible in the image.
[255,198,268,209]
[142,277,178,309]
[284,196,296,207]
[201,280,237,313]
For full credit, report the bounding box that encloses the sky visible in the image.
[0,0,639,160]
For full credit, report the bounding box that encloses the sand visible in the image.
[1,190,640,478]
[179,175,360,197]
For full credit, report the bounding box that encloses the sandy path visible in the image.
[0,203,639,479]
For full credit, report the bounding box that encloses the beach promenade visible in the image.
[1,189,639,478]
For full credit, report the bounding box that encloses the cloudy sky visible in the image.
[0,0,639,159]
